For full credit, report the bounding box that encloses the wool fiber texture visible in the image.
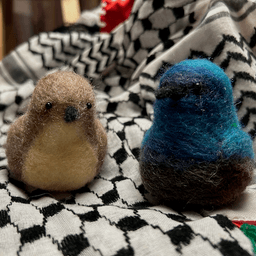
[140,59,254,207]
[5,71,107,191]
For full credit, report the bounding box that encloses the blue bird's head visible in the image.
[153,59,240,135]
[155,59,234,118]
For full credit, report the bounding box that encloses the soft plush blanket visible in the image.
[0,0,256,255]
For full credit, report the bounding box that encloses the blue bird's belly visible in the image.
[141,125,254,169]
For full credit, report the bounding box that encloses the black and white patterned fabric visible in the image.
[0,0,256,255]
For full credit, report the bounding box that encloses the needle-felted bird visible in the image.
[6,71,107,191]
[140,59,255,207]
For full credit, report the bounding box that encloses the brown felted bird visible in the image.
[5,71,107,191]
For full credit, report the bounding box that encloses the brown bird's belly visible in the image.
[22,122,98,191]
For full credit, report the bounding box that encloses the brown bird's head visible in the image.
[28,71,96,126]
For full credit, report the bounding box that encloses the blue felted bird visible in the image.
[140,59,254,207]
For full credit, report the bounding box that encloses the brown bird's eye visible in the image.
[86,102,92,109]
[45,102,52,110]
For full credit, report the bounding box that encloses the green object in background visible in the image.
[240,224,256,255]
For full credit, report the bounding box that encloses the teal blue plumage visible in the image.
[141,59,254,166]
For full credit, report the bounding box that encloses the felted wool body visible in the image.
[5,71,107,191]
[140,59,254,207]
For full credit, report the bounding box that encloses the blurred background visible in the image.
[0,0,101,60]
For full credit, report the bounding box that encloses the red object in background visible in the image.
[101,0,134,33]
[232,221,256,228]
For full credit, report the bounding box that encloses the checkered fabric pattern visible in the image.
[0,0,255,255]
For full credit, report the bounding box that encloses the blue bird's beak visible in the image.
[155,81,209,101]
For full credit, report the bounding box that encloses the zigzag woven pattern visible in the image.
[0,0,255,255]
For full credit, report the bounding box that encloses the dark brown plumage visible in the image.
[5,71,107,191]
[140,152,254,208]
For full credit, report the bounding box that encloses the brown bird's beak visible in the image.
[64,106,80,123]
